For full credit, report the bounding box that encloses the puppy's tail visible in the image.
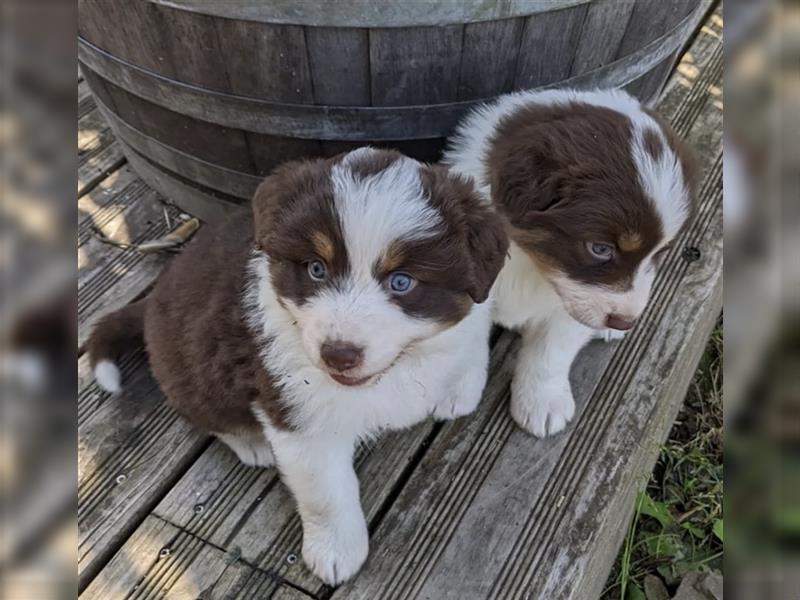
[87,299,146,393]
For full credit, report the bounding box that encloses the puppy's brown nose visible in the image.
[606,314,637,331]
[320,341,364,372]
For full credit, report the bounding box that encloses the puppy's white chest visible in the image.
[491,243,562,329]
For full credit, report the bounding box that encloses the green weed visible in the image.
[603,319,723,599]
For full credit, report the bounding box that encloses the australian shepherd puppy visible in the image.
[444,89,696,438]
[87,148,508,584]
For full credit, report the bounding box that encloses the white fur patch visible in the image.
[94,359,121,393]
[630,122,690,239]
[331,151,442,277]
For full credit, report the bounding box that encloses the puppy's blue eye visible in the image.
[387,272,415,294]
[307,260,328,281]
[587,242,615,261]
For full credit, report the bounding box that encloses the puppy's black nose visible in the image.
[320,341,364,372]
[606,314,636,331]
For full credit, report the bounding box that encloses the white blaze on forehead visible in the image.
[331,149,443,279]
[629,115,690,240]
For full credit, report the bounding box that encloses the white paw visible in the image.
[432,386,482,421]
[592,328,627,343]
[510,379,575,438]
[432,365,487,421]
[302,518,369,586]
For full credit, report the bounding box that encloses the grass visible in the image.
[602,318,723,599]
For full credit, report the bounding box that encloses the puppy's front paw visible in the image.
[302,518,369,586]
[432,386,482,421]
[431,366,486,421]
[510,379,575,438]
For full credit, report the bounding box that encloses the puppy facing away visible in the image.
[87,148,508,584]
[444,89,696,437]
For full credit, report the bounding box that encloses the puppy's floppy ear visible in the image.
[252,163,297,249]
[488,125,565,224]
[462,192,510,303]
[421,165,509,303]
[251,158,330,249]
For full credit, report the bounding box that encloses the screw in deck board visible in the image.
[682,246,702,263]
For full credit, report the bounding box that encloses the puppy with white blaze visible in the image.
[87,148,508,585]
[444,89,696,438]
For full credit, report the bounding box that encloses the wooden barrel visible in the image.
[78,0,711,221]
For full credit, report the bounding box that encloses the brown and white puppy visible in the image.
[87,148,508,584]
[444,89,696,437]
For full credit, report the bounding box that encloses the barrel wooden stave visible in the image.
[78,0,711,220]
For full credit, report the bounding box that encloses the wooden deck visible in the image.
[78,7,723,599]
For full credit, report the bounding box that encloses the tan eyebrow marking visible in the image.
[311,231,335,263]
[378,242,406,274]
[618,231,643,252]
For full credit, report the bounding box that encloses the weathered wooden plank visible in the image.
[78,141,126,198]
[369,25,464,106]
[151,4,232,92]
[78,102,126,197]
[80,0,180,77]
[213,19,313,103]
[151,0,590,28]
[457,18,526,100]
[570,0,636,75]
[658,6,723,127]
[514,3,590,88]
[621,0,714,104]
[333,12,724,600]
[77,166,185,349]
[305,27,371,106]
[626,53,679,105]
[78,167,143,239]
[78,80,95,118]
[615,0,696,60]
[77,357,209,591]
[148,425,436,593]
[81,515,314,599]
[212,17,322,172]
[76,140,214,589]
